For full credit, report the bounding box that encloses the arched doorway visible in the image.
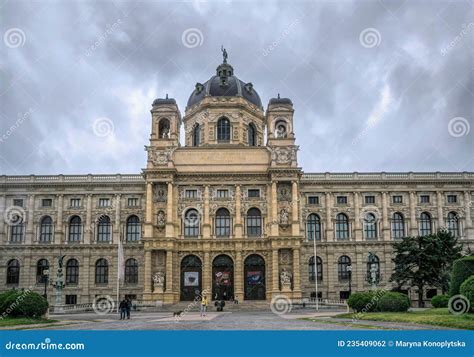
[244,254,266,300]
[212,255,234,301]
[180,255,202,301]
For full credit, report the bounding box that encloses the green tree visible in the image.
[390,230,462,307]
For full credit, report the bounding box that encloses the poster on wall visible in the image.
[184,271,199,286]
[215,271,231,286]
[246,271,262,285]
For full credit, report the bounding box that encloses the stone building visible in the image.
[1,54,473,306]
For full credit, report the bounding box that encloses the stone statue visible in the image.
[279,209,289,226]
[276,124,287,138]
[280,268,292,291]
[161,127,170,138]
[221,45,228,63]
[153,272,165,293]
[157,211,166,228]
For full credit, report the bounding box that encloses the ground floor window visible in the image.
[65,295,77,305]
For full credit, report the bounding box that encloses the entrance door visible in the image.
[212,255,234,301]
[180,255,202,301]
[244,254,266,300]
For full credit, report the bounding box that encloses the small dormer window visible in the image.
[195,83,204,94]
[244,83,253,94]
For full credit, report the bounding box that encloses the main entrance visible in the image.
[212,254,234,300]
[180,255,202,301]
[244,254,266,300]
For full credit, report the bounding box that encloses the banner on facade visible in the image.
[184,271,199,286]
[246,271,263,285]
[215,271,231,286]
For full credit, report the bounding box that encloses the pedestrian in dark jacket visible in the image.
[126,298,132,319]
[119,299,127,320]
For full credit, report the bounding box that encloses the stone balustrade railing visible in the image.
[301,172,473,182]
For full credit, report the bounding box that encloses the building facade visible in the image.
[1,55,473,306]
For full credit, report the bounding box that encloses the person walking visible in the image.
[119,299,127,320]
[200,295,208,317]
[126,298,131,319]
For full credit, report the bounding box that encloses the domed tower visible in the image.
[183,49,265,147]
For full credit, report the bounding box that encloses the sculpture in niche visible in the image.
[157,211,166,228]
[279,208,289,227]
[153,272,165,293]
[280,268,292,291]
[275,122,287,138]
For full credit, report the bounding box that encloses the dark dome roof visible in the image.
[269,94,293,106]
[187,61,262,109]
[152,94,176,107]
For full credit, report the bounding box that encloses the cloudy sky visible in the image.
[0,0,472,175]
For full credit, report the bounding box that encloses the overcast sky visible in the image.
[0,0,472,175]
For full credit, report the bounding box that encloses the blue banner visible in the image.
[0,331,472,356]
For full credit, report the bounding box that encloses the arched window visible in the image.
[126,215,141,242]
[66,258,79,284]
[366,254,380,283]
[420,212,432,236]
[217,117,230,142]
[97,215,111,242]
[68,216,82,242]
[447,212,460,237]
[39,216,53,243]
[184,209,200,237]
[10,215,24,243]
[363,213,377,239]
[95,259,108,284]
[308,256,323,281]
[192,124,200,147]
[391,212,405,239]
[36,259,49,283]
[246,208,262,237]
[125,258,138,284]
[159,118,170,138]
[335,213,349,240]
[215,208,231,237]
[275,120,288,138]
[248,123,256,146]
[307,214,321,241]
[6,259,20,284]
[338,255,351,281]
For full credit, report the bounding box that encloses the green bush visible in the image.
[460,276,474,311]
[449,256,474,296]
[431,295,449,308]
[348,292,376,312]
[377,292,411,312]
[0,290,48,318]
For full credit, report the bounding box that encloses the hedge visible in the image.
[348,290,410,313]
[377,292,411,312]
[431,295,449,308]
[460,276,474,312]
[0,290,48,318]
[449,256,474,296]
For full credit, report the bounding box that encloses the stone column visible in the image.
[55,194,64,243]
[437,191,444,229]
[0,195,5,244]
[234,185,242,238]
[203,251,211,294]
[166,182,174,238]
[382,192,389,240]
[409,191,417,236]
[326,252,336,299]
[203,186,210,238]
[354,192,362,241]
[144,250,152,294]
[234,250,243,301]
[26,194,35,244]
[145,183,153,223]
[272,249,279,295]
[325,192,333,242]
[165,250,174,293]
[465,191,472,238]
[291,181,299,236]
[84,194,92,244]
[271,181,278,236]
[292,248,302,298]
[114,194,121,244]
[355,252,364,291]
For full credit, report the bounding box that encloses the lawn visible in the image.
[336,308,474,330]
[0,317,57,327]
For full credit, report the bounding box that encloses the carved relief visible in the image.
[268,146,298,165]
[146,146,177,166]
[153,184,167,203]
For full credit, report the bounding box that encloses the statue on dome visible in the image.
[221,45,228,63]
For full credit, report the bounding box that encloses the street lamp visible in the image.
[43,269,49,299]
[347,265,353,296]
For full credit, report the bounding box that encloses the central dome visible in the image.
[186,56,262,109]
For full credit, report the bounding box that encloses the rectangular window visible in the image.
[13,199,24,207]
[185,190,197,199]
[65,295,77,305]
[216,189,229,198]
[364,196,375,204]
[336,196,347,205]
[41,199,52,207]
[98,198,110,207]
[128,197,139,207]
[447,195,457,203]
[308,196,319,205]
[392,195,403,204]
[70,198,81,208]
[248,189,260,198]
[420,195,430,204]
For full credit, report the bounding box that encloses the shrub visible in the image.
[348,292,376,312]
[377,292,411,312]
[460,276,474,311]
[450,256,474,296]
[0,290,48,318]
[431,295,449,308]
[0,290,20,314]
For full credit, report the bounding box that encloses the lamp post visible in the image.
[347,265,353,296]
[43,269,49,299]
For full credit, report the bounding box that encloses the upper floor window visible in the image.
[126,215,141,242]
[217,118,231,142]
[193,124,200,147]
[335,213,349,240]
[248,123,256,146]
[336,196,347,205]
[248,189,260,198]
[97,215,111,242]
[216,189,229,198]
[392,195,403,204]
[391,212,405,239]
[13,199,24,207]
[184,209,200,237]
[10,216,24,243]
[363,213,377,239]
[41,199,52,207]
[128,198,139,207]
[215,208,231,237]
[307,214,321,241]
[70,198,81,208]
[6,259,20,285]
[447,195,457,204]
[39,216,53,243]
[447,212,460,237]
[420,195,430,204]
[185,189,198,199]
[246,208,262,237]
[68,216,82,242]
[419,212,432,236]
[364,196,375,204]
[308,196,319,205]
[98,198,110,207]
